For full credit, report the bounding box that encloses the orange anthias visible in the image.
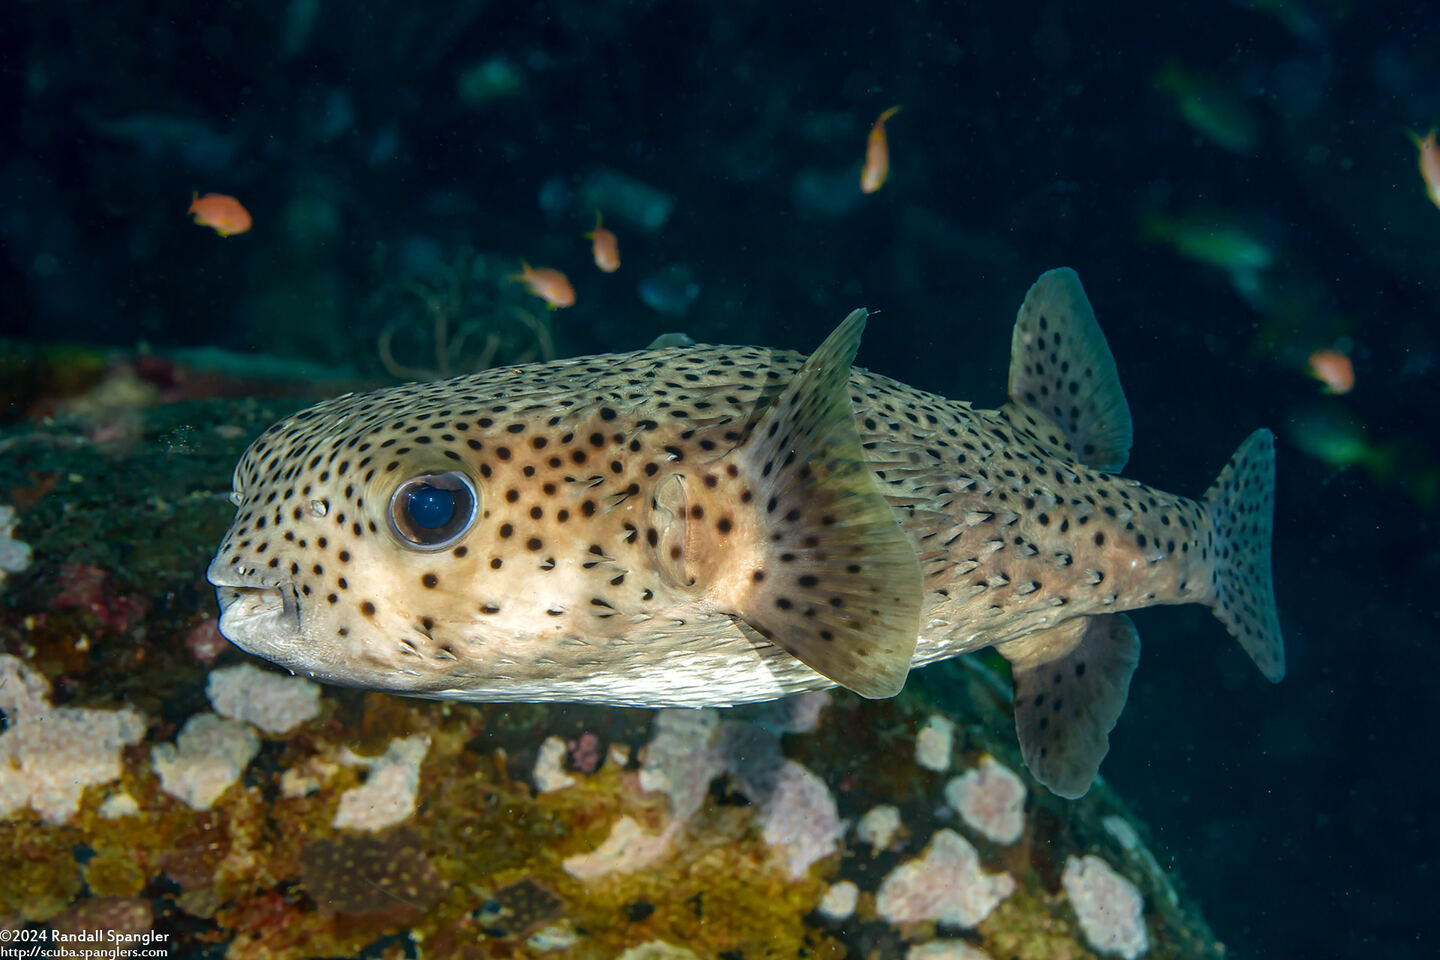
[1308,349,1355,395]
[188,192,252,236]
[1409,128,1440,210]
[860,105,902,194]
[512,262,576,309]
[586,212,620,273]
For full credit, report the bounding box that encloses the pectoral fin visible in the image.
[733,308,923,699]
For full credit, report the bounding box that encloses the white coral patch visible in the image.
[856,804,902,852]
[817,881,859,921]
[616,943,699,960]
[98,791,140,819]
[1102,815,1180,909]
[0,656,145,824]
[946,755,1027,845]
[0,506,32,585]
[151,713,260,810]
[527,921,580,951]
[333,734,429,831]
[533,736,576,792]
[758,690,831,733]
[1062,854,1148,959]
[915,715,955,772]
[280,757,339,798]
[760,759,845,879]
[563,816,675,880]
[206,663,321,734]
[1102,814,1142,851]
[639,708,723,823]
[876,829,1016,928]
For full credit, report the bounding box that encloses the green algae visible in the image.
[0,398,306,605]
[981,888,1097,960]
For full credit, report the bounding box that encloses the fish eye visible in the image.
[388,472,478,550]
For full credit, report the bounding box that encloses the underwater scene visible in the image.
[0,1,1434,958]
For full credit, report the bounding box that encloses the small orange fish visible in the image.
[512,262,576,309]
[860,105,902,194]
[586,212,620,273]
[188,192,252,236]
[1308,349,1354,395]
[1410,128,1440,210]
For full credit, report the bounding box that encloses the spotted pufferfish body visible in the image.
[210,268,1283,797]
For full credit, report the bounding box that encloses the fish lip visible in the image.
[212,575,304,648]
[215,583,300,626]
[207,555,278,590]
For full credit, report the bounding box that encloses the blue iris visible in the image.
[406,484,455,529]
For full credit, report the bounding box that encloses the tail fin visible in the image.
[1203,429,1285,681]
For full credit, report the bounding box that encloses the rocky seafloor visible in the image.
[0,393,1224,960]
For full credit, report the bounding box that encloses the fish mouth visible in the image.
[214,583,300,628]
[208,562,304,653]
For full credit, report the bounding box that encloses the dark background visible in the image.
[4,1,1437,956]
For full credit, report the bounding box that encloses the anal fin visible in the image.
[1006,268,1133,473]
[733,308,923,699]
[997,613,1141,799]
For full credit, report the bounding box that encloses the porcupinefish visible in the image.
[209,268,1283,797]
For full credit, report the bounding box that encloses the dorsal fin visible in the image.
[1006,268,1133,473]
[731,308,923,698]
[646,332,695,349]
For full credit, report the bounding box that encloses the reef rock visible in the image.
[0,398,1224,958]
